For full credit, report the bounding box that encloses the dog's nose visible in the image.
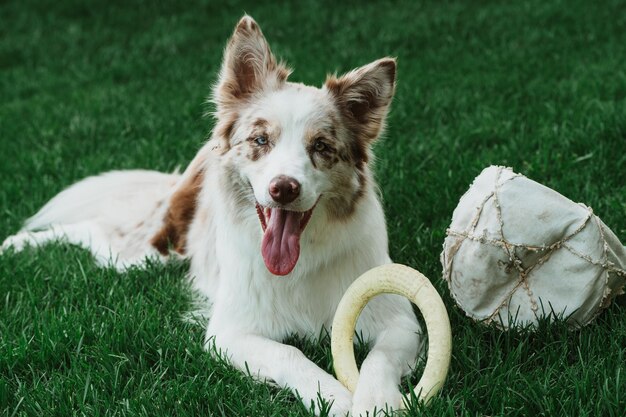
[269,175,300,205]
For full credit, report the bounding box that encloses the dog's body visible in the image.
[3,17,421,416]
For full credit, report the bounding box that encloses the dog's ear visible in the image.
[325,58,396,145]
[214,15,290,111]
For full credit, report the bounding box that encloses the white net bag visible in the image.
[441,166,626,329]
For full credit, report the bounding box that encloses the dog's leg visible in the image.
[351,294,422,416]
[2,221,104,253]
[208,330,352,416]
[1,221,127,268]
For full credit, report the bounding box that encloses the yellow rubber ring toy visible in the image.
[331,263,452,407]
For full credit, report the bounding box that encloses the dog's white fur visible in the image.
[2,16,421,416]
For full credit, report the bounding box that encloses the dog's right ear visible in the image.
[213,16,290,111]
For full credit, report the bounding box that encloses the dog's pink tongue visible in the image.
[261,208,302,276]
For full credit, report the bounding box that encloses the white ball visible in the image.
[441,166,626,329]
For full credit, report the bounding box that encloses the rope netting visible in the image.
[442,166,626,329]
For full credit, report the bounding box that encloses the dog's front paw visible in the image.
[351,381,402,417]
[316,381,352,417]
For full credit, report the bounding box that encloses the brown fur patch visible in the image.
[252,118,269,129]
[305,121,342,169]
[247,143,270,162]
[245,118,277,161]
[325,165,368,221]
[307,144,339,169]
[150,166,205,255]
[214,114,238,153]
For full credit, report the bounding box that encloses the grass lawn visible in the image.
[1,0,625,416]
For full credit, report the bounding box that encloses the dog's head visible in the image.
[213,16,396,276]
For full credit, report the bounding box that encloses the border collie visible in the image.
[2,16,421,416]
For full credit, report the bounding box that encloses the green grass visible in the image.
[1,0,625,416]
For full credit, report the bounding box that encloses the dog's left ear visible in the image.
[325,58,396,145]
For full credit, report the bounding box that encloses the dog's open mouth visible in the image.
[255,203,315,276]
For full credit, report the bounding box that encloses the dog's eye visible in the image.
[254,135,269,146]
[313,138,328,153]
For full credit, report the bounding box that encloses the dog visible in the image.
[2,16,422,416]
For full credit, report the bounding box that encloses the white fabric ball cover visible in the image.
[441,166,626,329]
